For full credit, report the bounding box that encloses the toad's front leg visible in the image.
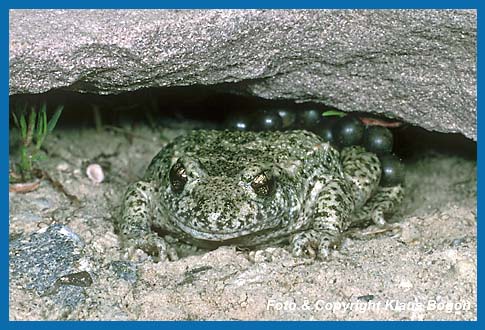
[117,180,177,262]
[290,177,355,259]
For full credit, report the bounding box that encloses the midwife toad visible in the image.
[117,130,403,261]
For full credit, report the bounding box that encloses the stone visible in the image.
[9,10,476,140]
[9,224,91,311]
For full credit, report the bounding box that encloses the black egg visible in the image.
[296,108,322,128]
[276,108,297,129]
[253,110,283,131]
[225,115,251,131]
[315,117,338,143]
[332,115,364,147]
[379,154,405,187]
[363,126,394,155]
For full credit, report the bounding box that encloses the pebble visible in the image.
[399,278,414,291]
[86,164,105,184]
[399,223,421,244]
[9,224,88,309]
[109,261,138,284]
[56,162,70,172]
[31,197,52,211]
[454,260,476,280]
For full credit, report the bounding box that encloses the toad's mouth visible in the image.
[172,216,283,241]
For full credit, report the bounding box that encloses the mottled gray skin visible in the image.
[117,130,403,261]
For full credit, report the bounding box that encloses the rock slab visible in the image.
[9,10,476,140]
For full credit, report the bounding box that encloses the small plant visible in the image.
[322,110,346,118]
[11,104,63,182]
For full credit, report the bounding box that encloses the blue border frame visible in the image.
[4,0,480,328]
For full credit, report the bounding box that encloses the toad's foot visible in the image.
[122,233,178,262]
[290,230,342,260]
[351,185,404,227]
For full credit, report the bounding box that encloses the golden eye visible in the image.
[251,172,275,197]
[169,162,187,194]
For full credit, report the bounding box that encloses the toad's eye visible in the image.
[169,162,188,194]
[251,172,275,197]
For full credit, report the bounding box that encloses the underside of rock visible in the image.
[9,10,476,140]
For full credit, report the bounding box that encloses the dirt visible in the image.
[9,126,477,320]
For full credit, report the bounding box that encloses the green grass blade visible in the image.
[38,108,44,130]
[47,106,63,133]
[25,108,37,146]
[11,112,20,128]
[322,110,346,118]
[14,103,27,127]
[19,114,27,140]
[39,104,47,134]
[43,109,47,135]
[28,108,37,130]
[35,110,45,149]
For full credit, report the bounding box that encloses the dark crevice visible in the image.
[9,85,476,161]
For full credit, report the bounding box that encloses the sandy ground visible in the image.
[9,126,477,320]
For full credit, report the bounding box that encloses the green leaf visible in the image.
[47,105,63,133]
[35,110,45,149]
[322,110,346,118]
[28,108,37,130]
[11,112,20,128]
[13,103,27,128]
[44,110,48,135]
[36,108,42,131]
[19,114,27,140]
[25,108,38,146]
[42,109,47,135]
[39,104,46,134]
